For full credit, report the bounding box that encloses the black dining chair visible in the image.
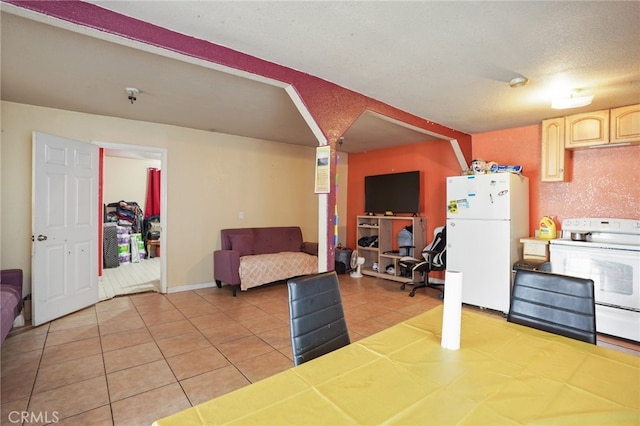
[508,269,597,344]
[287,271,350,366]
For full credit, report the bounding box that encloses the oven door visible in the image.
[551,244,640,341]
[550,244,639,310]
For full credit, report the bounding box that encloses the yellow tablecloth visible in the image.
[154,306,640,425]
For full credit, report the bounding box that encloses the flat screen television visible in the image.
[364,171,420,215]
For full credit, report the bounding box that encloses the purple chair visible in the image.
[1,269,23,345]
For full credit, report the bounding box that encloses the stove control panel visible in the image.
[561,218,640,235]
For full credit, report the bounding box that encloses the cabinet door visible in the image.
[565,109,609,148]
[610,104,640,144]
[541,117,567,182]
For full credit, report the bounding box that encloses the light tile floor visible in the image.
[1,275,638,426]
[100,257,160,301]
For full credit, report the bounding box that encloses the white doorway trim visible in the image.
[284,84,329,271]
[93,141,167,294]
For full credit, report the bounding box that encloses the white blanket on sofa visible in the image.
[239,252,318,291]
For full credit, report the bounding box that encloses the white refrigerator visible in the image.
[446,173,529,313]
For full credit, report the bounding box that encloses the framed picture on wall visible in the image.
[315,145,331,194]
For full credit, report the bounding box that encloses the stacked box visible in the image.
[116,225,133,264]
[118,242,130,264]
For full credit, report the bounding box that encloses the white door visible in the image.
[447,218,512,313]
[32,132,99,326]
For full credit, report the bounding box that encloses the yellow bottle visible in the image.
[539,216,557,239]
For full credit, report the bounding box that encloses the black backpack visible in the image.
[358,235,379,248]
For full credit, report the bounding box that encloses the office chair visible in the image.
[287,271,350,366]
[398,226,446,298]
[508,269,596,344]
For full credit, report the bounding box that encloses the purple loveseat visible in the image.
[1,269,23,345]
[214,227,318,296]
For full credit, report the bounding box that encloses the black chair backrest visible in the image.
[508,270,596,344]
[287,271,350,366]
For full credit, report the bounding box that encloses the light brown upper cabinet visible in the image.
[541,117,567,182]
[610,104,640,144]
[540,104,639,182]
[565,109,609,148]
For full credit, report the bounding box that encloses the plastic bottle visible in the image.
[539,216,557,239]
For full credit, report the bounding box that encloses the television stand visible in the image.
[355,215,425,283]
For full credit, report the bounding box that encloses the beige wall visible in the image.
[1,101,320,292]
[103,156,161,208]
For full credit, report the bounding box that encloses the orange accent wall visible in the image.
[347,124,639,246]
[472,125,640,235]
[346,139,461,249]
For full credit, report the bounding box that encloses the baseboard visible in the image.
[167,278,443,294]
[166,281,218,294]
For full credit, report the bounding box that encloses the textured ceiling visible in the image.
[88,1,640,133]
[2,1,639,153]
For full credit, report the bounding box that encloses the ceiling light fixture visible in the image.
[125,87,139,104]
[509,77,529,88]
[551,90,593,109]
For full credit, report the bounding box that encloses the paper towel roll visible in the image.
[441,270,463,350]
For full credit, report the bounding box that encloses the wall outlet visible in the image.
[239,211,244,219]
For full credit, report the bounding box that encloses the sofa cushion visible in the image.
[253,227,303,255]
[221,227,305,256]
[228,234,254,257]
[239,252,318,291]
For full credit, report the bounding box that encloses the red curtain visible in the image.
[145,168,161,218]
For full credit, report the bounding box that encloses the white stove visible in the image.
[550,218,640,342]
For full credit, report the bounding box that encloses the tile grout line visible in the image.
[164,291,256,401]
[97,301,117,426]
[23,325,48,421]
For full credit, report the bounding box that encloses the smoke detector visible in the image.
[125,87,139,104]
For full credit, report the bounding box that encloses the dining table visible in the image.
[153,305,639,425]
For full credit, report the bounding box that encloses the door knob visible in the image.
[37,235,48,241]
